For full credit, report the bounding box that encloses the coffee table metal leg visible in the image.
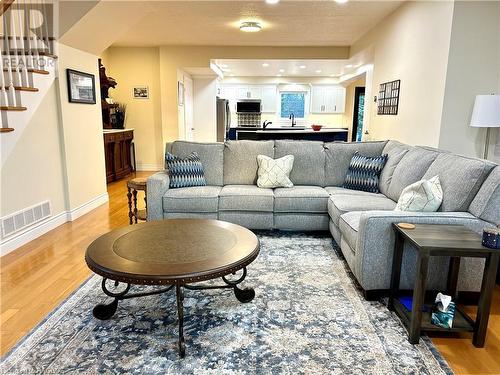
[222,267,255,303]
[176,284,186,358]
[93,279,131,320]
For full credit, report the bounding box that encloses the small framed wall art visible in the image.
[377,79,400,115]
[67,69,96,104]
[133,86,149,99]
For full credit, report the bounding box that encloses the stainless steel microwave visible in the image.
[236,100,261,113]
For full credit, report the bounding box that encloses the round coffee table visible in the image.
[85,219,260,357]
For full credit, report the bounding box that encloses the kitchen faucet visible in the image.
[289,113,296,127]
[263,120,273,129]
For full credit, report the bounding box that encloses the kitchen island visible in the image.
[228,127,348,142]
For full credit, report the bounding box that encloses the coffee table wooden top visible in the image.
[85,219,260,285]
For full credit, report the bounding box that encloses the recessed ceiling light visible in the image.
[315,69,322,73]
[334,0,349,4]
[240,21,262,32]
[262,63,270,67]
[299,65,307,69]
[279,69,285,73]
[266,0,280,4]
[345,64,353,68]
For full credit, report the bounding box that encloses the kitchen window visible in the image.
[280,92,306,119]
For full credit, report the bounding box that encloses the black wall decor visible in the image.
[377,79,400,115]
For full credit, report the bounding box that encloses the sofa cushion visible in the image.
[274,140,326,186]
[386,147,439,201]
[378,140,411,196]
[422,153,496,212]
[168,141,224,186]
[328,193,396,226]
[324,141,387,186]
[325,186,386,197]
[469,166,500,225]
[339,211,362,251]
[162,186,221,213]
[223,140,274,185]
[274,186,329,213]
[342,152,388,193]
[219,185,274,212]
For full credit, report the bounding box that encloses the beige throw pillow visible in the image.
[257,155,294,188]
[395,175,443,212]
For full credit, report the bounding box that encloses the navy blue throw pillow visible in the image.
[165,152,207,188]
[342,152,388,193]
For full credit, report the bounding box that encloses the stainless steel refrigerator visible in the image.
[216,97,231,142]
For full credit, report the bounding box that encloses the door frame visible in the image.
[351,86,366,142]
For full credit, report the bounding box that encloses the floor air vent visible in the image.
[1,201,51,238]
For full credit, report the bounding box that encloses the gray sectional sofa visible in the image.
[147,140,499,297]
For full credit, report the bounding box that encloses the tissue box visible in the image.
[482,227,500,249]
[431,302,456,329]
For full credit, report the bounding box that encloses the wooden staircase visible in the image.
[1,0,56,132]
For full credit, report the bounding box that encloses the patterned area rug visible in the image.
[2,232,452,374]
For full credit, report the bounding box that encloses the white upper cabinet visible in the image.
[311,85,346,113]
[221,84,276,113]
[260,86,276,113]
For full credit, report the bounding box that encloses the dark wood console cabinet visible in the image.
[103,130,134,183]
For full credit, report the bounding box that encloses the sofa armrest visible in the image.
[354,210,492,291]
[147,172,170,221]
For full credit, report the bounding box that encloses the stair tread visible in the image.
[1,35,56,41]
[0,106,27,111]
[2,68,50,75]
[1,51,58,59]
[0,128,15,133]
[1,86,39,92]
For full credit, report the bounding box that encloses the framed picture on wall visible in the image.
[377,79,400,115]
[178,81,184,106]
[133,86,149,99]
[66,69,96,104]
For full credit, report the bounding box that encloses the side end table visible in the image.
[127,177,147,224]
[388,223,499,348]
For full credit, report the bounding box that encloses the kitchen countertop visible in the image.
[235,127,348,134]
[103,128,134,133]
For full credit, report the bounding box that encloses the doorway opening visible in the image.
[351,87,365,142]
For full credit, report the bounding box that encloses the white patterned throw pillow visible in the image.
[395,175,443,212]
[256,155,294,188]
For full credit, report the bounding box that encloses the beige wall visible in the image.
[104,47,164,170]
[0,83,67,217]
[57,44,108,210]
[351,1,455,147]
[438,1,500,162]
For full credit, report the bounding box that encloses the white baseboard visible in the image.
[135,163,163,171]
[67,193,109,221]
[0,193,109,257]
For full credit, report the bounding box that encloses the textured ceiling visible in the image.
[111,1,404,47]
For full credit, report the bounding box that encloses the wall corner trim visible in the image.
[0,193,109,257]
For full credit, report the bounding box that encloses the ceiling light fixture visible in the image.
[279,69,285,73]
[240,21,262,32]
[266,0,280,4]
[345,64,353,68]
[262,63,270,67]
[299,65,307,69]
[315,69,322,73]
[334,0,349,4]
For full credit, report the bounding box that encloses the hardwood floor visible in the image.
[1,173,499,374]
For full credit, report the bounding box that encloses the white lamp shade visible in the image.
[470,95,500,128]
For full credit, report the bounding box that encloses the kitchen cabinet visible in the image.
[311,85,346,114]
[221,84,277,113]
